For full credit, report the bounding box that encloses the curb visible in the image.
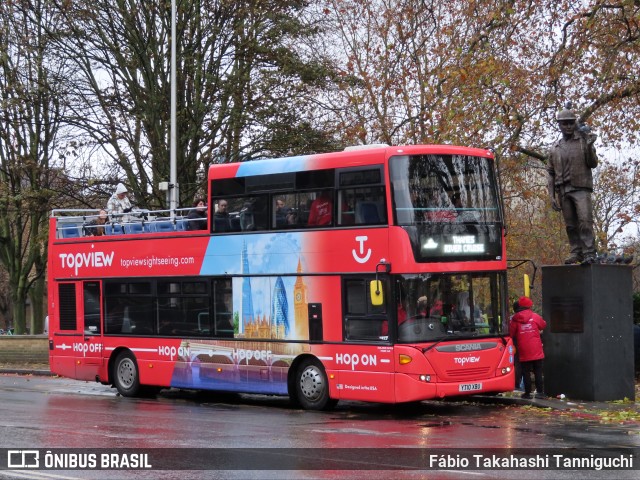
[471,393,639,413]
[0,368,55,377]
[471,393,575,410]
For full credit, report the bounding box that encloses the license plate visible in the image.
[459,382,482,392]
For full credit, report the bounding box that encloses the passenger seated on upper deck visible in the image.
[239,201,255,230]
[106,183,133,223]
[275,198,295,227]
[84,209,109,236]
[307,190,333,226]
[186,198,207,231]
[213,199,232,232]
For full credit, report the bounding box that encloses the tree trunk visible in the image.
[29,277,45,334]
[11,287,27,335]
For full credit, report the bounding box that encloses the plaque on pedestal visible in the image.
[541,264,634,401]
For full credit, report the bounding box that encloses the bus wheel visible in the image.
[113,351,141,397]
[295,359,337,411]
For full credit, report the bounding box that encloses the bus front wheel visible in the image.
[113,351,142,397]
[295,359,337,411]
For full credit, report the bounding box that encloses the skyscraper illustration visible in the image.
[272,276,289,337]
[241,241,254,334]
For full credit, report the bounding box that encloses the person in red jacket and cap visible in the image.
[509,296,547,399]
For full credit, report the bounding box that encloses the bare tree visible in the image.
[51,0,339,208]
[0,0,69,333]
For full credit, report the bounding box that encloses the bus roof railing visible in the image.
[51,207,193,218]
[51,207,204,239]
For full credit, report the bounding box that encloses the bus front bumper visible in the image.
[395,372,514,403]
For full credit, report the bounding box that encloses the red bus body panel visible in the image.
[48,144,514,404]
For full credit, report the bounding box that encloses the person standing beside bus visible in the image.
[106,183,132,223]
[509,296,547,399]
[509,300,525,391]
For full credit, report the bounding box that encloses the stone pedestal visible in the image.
[541,264,634,401]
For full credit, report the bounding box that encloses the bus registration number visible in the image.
[459,382,482,392]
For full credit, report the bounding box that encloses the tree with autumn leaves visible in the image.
[321,0,640,301]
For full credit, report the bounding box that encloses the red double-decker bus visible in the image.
[48,144,515,409]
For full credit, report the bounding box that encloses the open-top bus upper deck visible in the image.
[52,144,504,274]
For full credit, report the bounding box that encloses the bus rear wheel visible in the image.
[113,351,142,397]
[295,359,337,411]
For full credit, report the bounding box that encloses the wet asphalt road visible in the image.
[0,374,638,479]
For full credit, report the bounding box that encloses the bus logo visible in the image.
[454,356,480,366]
[352,236,372,264]
[59,251,115,275]
[436,342,497,352]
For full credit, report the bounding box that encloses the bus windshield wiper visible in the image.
[422,336,448,353]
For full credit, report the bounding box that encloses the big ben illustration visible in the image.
[293,258,309,338]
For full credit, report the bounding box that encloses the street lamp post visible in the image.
[169,0,178,217]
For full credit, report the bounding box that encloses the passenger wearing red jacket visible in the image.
[307,191,333,226]
[509,296,547,399]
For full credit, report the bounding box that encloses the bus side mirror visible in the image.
[370,280,384,306]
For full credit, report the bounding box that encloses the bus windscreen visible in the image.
[390,154,502,262]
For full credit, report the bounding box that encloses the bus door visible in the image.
[75,281,103,380]
[51,281,102,380]
[340,277,395,402]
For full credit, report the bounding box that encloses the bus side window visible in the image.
[213,279,234,338]
[339,186,386,226]
[225,196,268,232]
[83,282,101,335]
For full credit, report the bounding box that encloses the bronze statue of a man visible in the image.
[547,107,598,264]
